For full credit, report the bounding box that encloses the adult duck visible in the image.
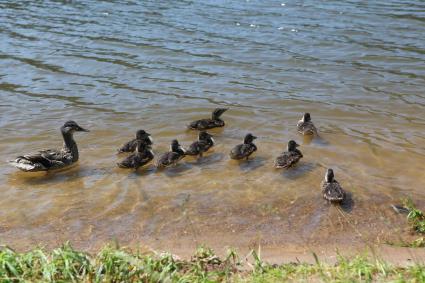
[321,168,345,203]
[297,113,317,135]
[274,140,303,169]
[9,121,89,172]
[156,140,186,168]
[117,138,154,170]
[185,131,214,158]
[117,130,152,153]
[229,133,257,160]
[188,108,228,130]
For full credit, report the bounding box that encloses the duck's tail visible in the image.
[8,157,40,172]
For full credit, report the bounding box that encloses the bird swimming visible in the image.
[321,168,345,203]
[117,130,153,153]
[188,108,228,130]
[117,138,154,170]
[297,113,317,135]
[185,131,215,158]
[156,139,186,168]
[229,133,257,160]
[8,121,89,172]
[274,140,303,169]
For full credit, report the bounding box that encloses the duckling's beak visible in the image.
[295,143,300,147]
[252,136,257,139]
[77,126,89,132]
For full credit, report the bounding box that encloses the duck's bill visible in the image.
[77,126,90,132]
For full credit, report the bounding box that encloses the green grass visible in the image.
[404,199,425,234]
[1,243,425,282]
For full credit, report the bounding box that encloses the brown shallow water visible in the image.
[1,0,425,255]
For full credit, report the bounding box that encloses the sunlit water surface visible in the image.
[1,0,425,254]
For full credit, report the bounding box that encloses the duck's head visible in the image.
[136,130,153,144]
[171,139,186,154]
[212,108,228,119]
[301,113,311,122]
[325,168,334,182]
[61,121,89,134]
[244,133,257,144]
[287,140,300,151]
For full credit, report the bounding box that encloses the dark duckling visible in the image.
[156,139,186,168]
[118,130,152,153]
[185,131,215,158]
[274,140,303,169]
[188,108,228,130]
[117,138,154,170]
[297,113,317,135]
[229,133,257,160]
[9,121,89,172]
[321,168,345,203]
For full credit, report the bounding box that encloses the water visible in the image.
[1,0,425,254]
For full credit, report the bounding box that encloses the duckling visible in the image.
[8,121,89,172]
[321,168,345,203]
[297,113,317,135]
[188,108,228,130]
[274,140,303,169]
[156,140,186,168]
[185,131,215,158]
[117,130,152,153]
[117,139,154,170]
[230,133,257,160]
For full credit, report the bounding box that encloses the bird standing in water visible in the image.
[185,131,215,158]
[188,108,228,130]
[229,133,257,160]
[8,121,89,172]
[274,140,303,169]
[117,130,153,153]
[117,138,154,170]
[297,113,317,135]
[156,140,186,168]
[321,168,345,203]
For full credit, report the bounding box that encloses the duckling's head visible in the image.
[136,130,153,144]
[61,121,89,134]
[244,133,257,144]
[287,140,300,151]
[325,168,334,182]
[171,139,186,154]
[302,113,311,122]
[212,108,228,119]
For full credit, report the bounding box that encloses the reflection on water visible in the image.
[0,0,425,253]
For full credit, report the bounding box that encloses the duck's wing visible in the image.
[322,181,345,202]
[139,150,154,166]
[297,121,317,135]
[240,144,257,159]
[156,152,172,167]
[188,119,213,130]
[185,141,201,156]
[117,153,136,168]
[274,151,302,168]
[117,139,137,153]
[230,144,244,159]
[9,149,66,172]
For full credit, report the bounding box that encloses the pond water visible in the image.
[0,0,424,254]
